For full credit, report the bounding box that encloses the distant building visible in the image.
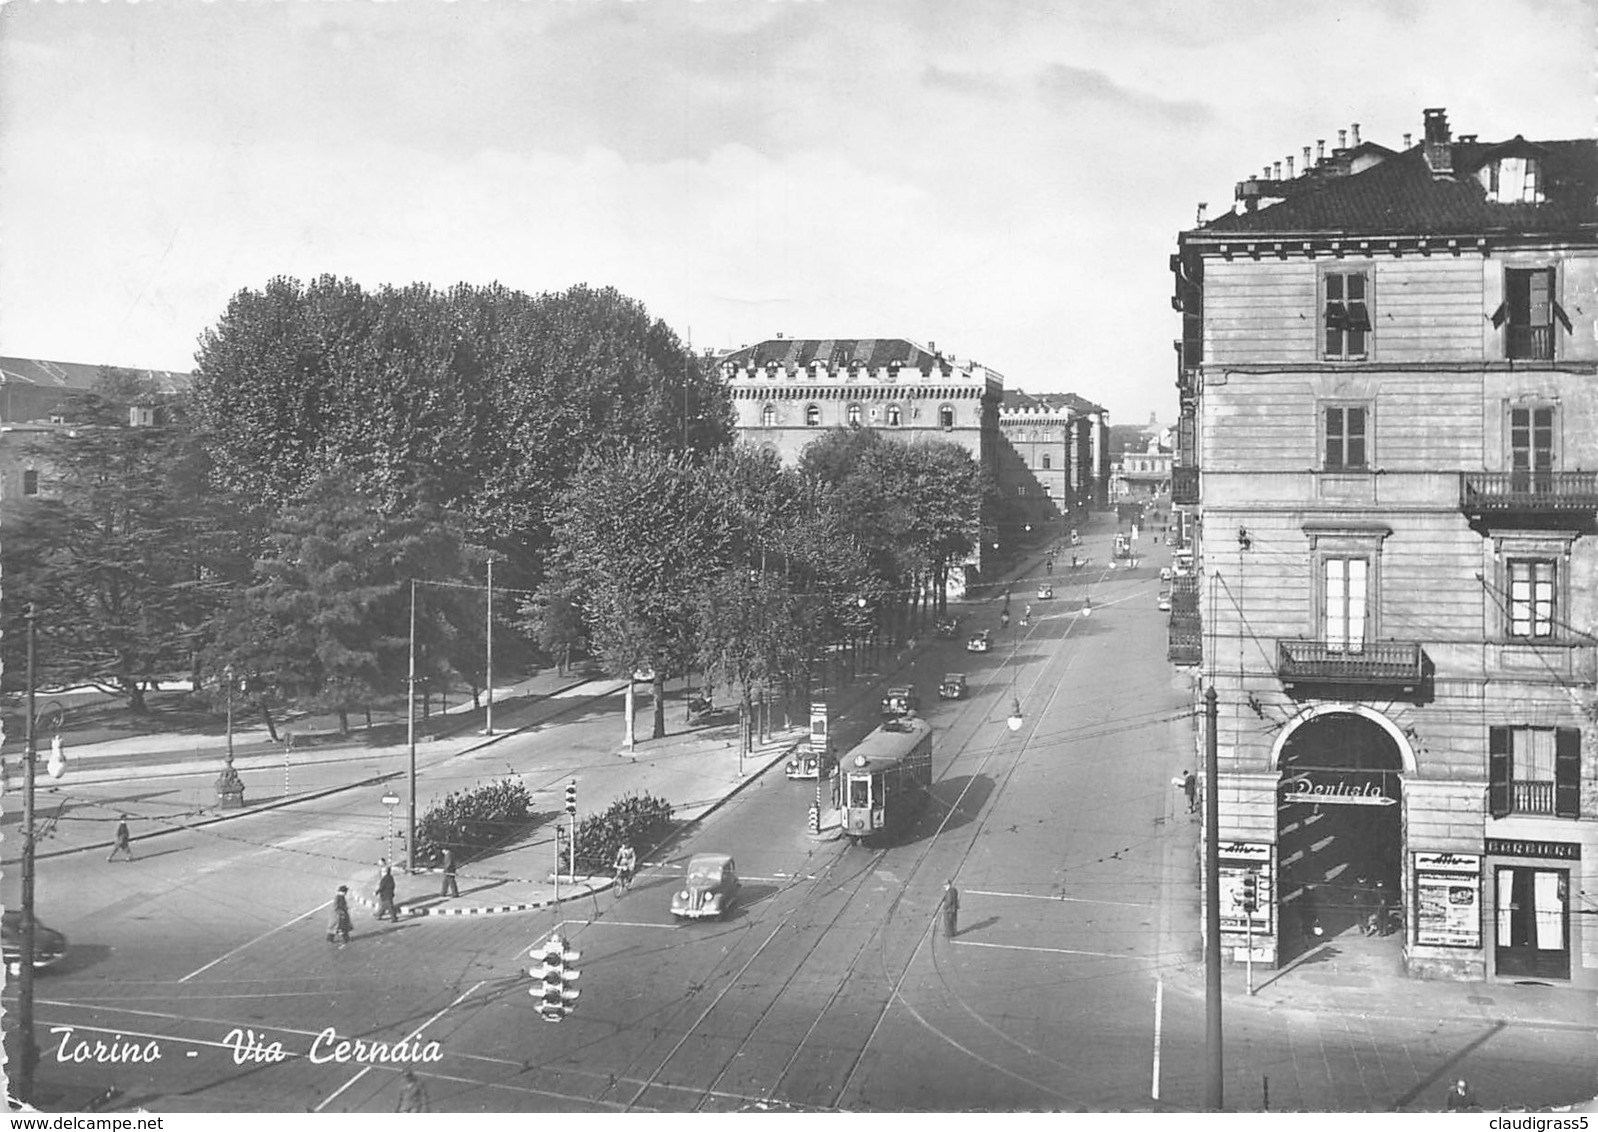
[1173,108,1598,987]
[0,357,191,516]
[721,337,1003,571]
[995,390,1108,545]
[1110,432,1172,501]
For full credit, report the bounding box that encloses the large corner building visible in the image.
[1172,109,1598,986]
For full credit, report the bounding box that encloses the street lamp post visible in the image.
[484,556,494,736]
[16,607,40,1103]
[407,579,417,872]
[216,666,244,808]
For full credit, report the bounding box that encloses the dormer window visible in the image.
[1481,156,1544,204]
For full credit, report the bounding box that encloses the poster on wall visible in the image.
[1219,841,1272,934]
[1413,851,1481,949]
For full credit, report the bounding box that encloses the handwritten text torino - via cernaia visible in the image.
[225,1026,443,1065]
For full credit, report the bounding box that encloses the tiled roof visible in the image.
[720,339,943,372]
[0,356,193,393]
[1203,138,1598,236]
[999,389,1106,415]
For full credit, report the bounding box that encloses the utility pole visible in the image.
[406,580,417,873]
[17,607,39,1104]
[1204,683,1223,1111]
[484,556,494,736]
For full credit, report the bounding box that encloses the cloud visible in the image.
[921,65,1010,101]
[1037,62,1212,127]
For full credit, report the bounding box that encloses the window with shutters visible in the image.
[1506,559,1556,639]
[1501,268,1557,360]
[1323,404,1370,470]
[1042,453,1052,470]
[1488,726,1580,818]
[1323,270,1371,359]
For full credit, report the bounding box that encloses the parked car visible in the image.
[671,854,739,920]
[2,910,67,973]
[967,630,991,653]
[785,748,835,780]
[934,616,961,639]
[881,685,920,716]
[1036,583,1054,600]
[1159,566,1173,582]
[1070,531,1083,546]
[939,673,968,699]
[1157,590,1172,611]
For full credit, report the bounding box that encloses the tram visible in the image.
[840,716,933,842]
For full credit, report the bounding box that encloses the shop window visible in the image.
[1489,726,1579,818]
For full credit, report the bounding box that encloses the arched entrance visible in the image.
[1276,709,1405,960]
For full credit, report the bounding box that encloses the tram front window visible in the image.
[848,777,871,808]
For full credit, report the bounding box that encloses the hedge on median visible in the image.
[556,792,674,874]
[415,777,533,864]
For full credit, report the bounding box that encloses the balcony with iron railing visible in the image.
[1168,611,1202,666]
[1505,324,1554,361]
[1276,638,1426,693]
[1170,575,1200,612]
[1171,465,1199,505]
[1460,470,1598,522]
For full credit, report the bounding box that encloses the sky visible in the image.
[0,0,1592,427]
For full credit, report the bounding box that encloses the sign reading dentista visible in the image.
[1277,770,1397,806]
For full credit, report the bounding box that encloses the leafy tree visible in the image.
[204,476,477,734]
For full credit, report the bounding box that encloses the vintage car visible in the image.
[1070,531,1083,546]
[1157,590,1172,611]
[785,747,836,780]
[2,910,67,974]
[967,630,991,653]
[939,672,968,699]
[671,854,739,920]
[1036,583,1054,600]
[934,616,961,639]
[881,685,920,716]
[1159,566,1173,582]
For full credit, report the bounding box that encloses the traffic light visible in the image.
[529,934,581,1022]
[565,782,577,816]
[1242,869,1259,913]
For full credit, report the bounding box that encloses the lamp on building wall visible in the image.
[1238,526,1253,551]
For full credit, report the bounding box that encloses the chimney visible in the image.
[1317,139,1325,161]
[1351,122,1361,146]
[1196,201,1208,225]
[1286,155,1295,177]
[928,340,936,353]
[1403,132,1412,148]
[1337,129,1347,151]
[1263,165,1271,179]
[1422,107,1452,176]
[1302,146,1312,171]
[1273,161,1282,179]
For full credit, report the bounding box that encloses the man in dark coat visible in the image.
[327,886,353,945]
[440,848,459,898]
[376,864,400,922]
[1182,770,1197,813]
[942,880,960,939]
[107,816,135,862]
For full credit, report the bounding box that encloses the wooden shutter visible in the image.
[1554,727,1580,818]
[1489,726,1512,818]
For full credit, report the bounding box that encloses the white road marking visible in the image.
[1151,978,1164,1100]
[316,979,485,1112]
[965,888,1156,909]
[950,939,1134,960]
[178,899,332,983]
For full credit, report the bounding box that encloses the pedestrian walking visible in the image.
[107,815,135,862]
[376,864,400,923]
[1445,1078,1477,1111]
[396,1068,430,1112]
[440,847,459,899]
[942,880,960,939]
[327,886,353,945]
[1182,770,1197,813]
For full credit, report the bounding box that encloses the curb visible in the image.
[348,733,809,920]
[20,678,605,863]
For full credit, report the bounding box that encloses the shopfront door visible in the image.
[1494,866,1570,980]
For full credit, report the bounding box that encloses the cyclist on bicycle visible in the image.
[614,842,637,892]
[1023,603,1033,626]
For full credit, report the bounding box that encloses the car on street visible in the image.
[881,685,920,716]
[1036,583,1053,600]
[671,854,739,920]
[934,616,961,638]
[785,748,835,779]
[1159,567,1173,582]
[1070,531,1082,546]
[939,673,968,699]
[1157,590,1172,611]
[967,630,991,653]
[2,910,67,973]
